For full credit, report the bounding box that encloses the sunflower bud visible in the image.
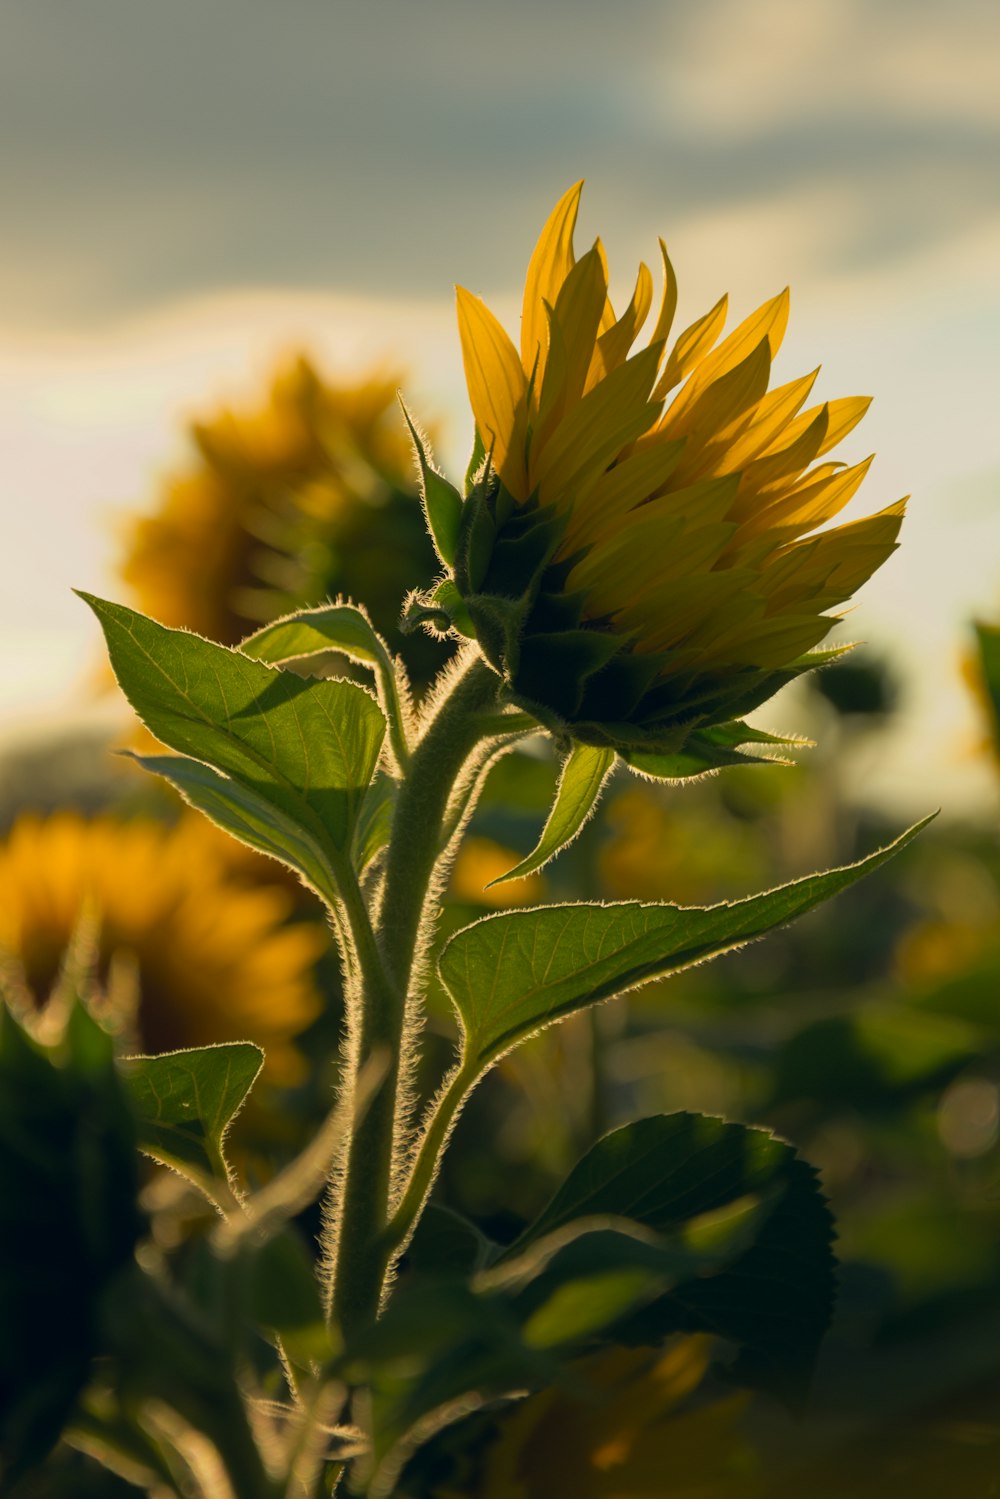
[423,183,905,773]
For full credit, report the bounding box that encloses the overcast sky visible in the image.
[3,0,999,815]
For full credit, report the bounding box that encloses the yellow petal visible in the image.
[722,612,835,667]
[569,513,686,611]
[708,368,819,474]
[733,404,831,510]
[761,394,871,461]
[750,454,875,539]
[630,571,756,655]
[759,499,906,613]
[535,246,609,449]
[660,338,772,466]
[521,183,583,379]
[456,285,529,498]
[594,237,617,334]
[559,437,685,555]
[572,505,736,615]
[648,239,679,348]
[663,288,789,429]
[655,294,729,399]
[531,343,662,505]
[592,261,654,383]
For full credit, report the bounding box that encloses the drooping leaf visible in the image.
[503,1112,835,1403]
[241,601,410,769]
[119,1042,263,1186]
[442,816,932,1071]
[82,595,385,894]
[487,742,615,887]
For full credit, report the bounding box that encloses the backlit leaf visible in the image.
[82,595,385,899]
[442,816,932,1070]
[487,742,615,886]
[120,1042,263,1185]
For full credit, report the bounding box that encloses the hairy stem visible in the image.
[380,1060,477,1260]
[326,651,503,1336]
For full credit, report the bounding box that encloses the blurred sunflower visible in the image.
[119,356,449,685]
[447,183,904,761]
[430,1339,759,1499]
[0,812,324,1084]
[450,836,546,908]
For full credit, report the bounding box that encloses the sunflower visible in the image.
[444,183,904,761]
[119,356,448,684]
[431,1340,758,1499]
[0,812,325,1084]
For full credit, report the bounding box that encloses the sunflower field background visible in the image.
[4,349,1000,1495]
[3,2,1000,1495]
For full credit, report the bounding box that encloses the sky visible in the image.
[2,0,999,818]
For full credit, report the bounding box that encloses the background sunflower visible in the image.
[0,811,324,1085]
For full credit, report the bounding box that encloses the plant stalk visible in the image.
[327,652,502,1336]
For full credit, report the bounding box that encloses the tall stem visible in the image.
[327,652,502,1335]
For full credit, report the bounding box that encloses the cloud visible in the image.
[1,0,997,326]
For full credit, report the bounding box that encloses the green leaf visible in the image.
[443,815,933,1071]
[352,772,397,875]
[119,1042,263,1186]
[240,601,410,770]
[400,399,464,567]
[509,1112,835,1404]
[465,426,487,495]
[81,595,385,898]
[125,752,350,907]
[487,742,615,887]
[625,720,807,781]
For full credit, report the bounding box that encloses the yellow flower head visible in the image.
[0,812,325,1084]
[441,183,904,763]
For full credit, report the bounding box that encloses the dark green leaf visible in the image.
[511,1112,836,1404]
[404,1204,499,1276]
[973,621,1000,745]
[0,1005,139,1480]
[352,772,397,874]
[244,1226,330,1366]
[119,1042,263,1184]
[441,816,933,1071]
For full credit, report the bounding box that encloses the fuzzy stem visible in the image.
[326,651,503,1336]
[379,1060,477,1260]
